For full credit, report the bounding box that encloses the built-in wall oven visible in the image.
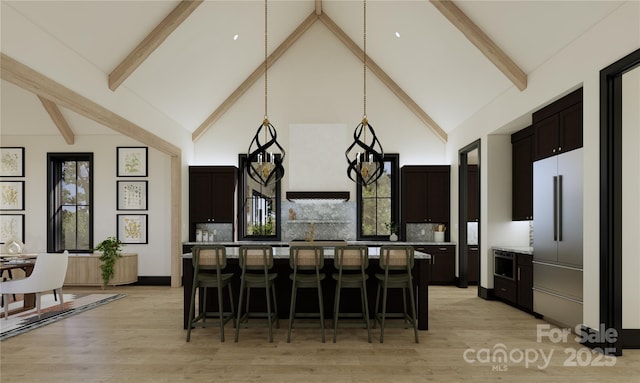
[494,250,515,280]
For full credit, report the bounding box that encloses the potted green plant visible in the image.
[94,236,123,288]
[385,222,398,242]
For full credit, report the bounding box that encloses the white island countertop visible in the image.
[184,241,455,247]
[182,245,431,260]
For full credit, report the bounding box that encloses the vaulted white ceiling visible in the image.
[1,0,626,139]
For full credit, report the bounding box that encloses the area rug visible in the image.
[0,292,125,341]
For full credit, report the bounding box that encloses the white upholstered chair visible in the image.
[1,251,69,319]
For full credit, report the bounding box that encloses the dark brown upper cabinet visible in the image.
[188,166,237,241]
[532,88,583,161]
[401,165,450,238]
[512,126,534,221]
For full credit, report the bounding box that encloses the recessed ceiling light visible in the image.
[395,31,401,38]
[233,34,239,41]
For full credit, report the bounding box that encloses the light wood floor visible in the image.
[1,285,638,383]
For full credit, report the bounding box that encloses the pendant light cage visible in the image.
[345,0,384,186]
[247,0,285,186]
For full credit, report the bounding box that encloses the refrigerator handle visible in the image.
[558,175,563,241]
[553,176,558,241]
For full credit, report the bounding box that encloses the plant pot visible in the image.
[389,233,398,242]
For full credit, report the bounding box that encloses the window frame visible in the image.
[356,153,399,240]
[237,154,281,241]
[47,152,94,253]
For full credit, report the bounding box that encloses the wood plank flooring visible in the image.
[1,285,638,382]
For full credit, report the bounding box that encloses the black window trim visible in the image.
[47,152,94,253]
[356,153,400,241]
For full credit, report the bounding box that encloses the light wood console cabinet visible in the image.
[64,253,138,286]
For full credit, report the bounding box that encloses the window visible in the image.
[357,154,399,240]
[47,153,93,252]
[237,154,281,240]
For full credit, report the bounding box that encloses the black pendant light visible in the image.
[345,0,384,186]
[246,0,285,186]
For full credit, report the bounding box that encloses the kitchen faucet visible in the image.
[304,223,315,242]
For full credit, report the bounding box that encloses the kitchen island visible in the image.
[182,245,433,331]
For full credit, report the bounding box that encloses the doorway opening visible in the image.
[458,139,480,293]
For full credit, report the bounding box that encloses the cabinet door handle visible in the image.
[518,267,521,281]
[433,256,436,265]
[501,288,507,292]
[439,247,447,251]
[470,247,478,251]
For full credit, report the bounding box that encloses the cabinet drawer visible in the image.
[494,276,517,304]
[422,245,454,256]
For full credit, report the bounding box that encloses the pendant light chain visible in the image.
[363,0,367,120]
[264,0,268,123]
[346,0,384,186]
[247,0,285,186]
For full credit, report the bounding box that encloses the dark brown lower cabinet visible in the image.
[516,253,533,312]
[416,245,456,285]
[494,252,533,313]
[468,246,479,284]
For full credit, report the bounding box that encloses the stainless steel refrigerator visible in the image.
[533,148,583,329]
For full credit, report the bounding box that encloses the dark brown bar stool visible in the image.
[374,245,419,343]
[235,245,279,343]
[186,245,235,342]
[332,245,371,343]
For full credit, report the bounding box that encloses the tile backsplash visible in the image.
[281,200,356,241]
[406,223,447,242]
[194,223,233,242]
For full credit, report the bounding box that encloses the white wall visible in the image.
[0,134,172,277]
[622,66,640,329]
[447,1,640,329]
[1,2,194,278]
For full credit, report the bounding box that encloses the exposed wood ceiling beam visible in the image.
[318,13,448,142]
[38,96,75,144]
[1,53,183,287]
[2,53,180,156]
[315,0,323,15]
[108,0,203,91]
[192,12,318,142]
[430,0,527,91]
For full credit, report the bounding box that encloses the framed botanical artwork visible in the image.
[0,147,25,177]
[117,180,148,210]
[117,214,148,244]
[0,181,25,211]
[0,214,24,244]
[117,147,148,177]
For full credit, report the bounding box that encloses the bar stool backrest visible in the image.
[379,246,414,272]
[289,246,324,270]
[239,246,274,271]
[335,245,368,271]
[194,245,227,272]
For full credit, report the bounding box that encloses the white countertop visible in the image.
[182,245,431,260]
[492,246,534,255]
[184,241,455,247]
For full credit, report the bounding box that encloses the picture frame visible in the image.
[117,147,148,177]
[117,180,148,210]
[0,147,25,177]
[117,214,148,244]
[0,181,25,211]
[0,214,24,244]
